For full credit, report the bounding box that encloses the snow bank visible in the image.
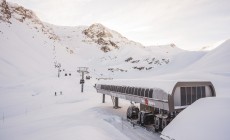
[161,97,230,140]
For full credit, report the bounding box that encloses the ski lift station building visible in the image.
[95,80,216,113]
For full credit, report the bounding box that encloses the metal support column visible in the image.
[77,67,88,93]
[102,94,105,103]
[81,71,84,93]
[114,97,120,109]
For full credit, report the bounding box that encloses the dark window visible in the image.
[209,85,215,97]
[138,88,142,96]
[197,87,201,99]
[149,89,153,98]
[201,86,205,98]
[192,87,196,103]
[186,87,192,105]
[181,87,186,106]
[145,89,149,97]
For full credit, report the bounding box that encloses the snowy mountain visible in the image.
[1,0,230,85]
[1,1,230,140]
[1,0,230,84]
[50,23,185,78]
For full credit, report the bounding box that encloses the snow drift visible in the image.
[161,97,230,140]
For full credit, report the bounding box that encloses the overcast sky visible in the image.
[8,0,230,50]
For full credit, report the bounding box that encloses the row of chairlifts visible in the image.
[65,73,71,76]
[100,85,155,98]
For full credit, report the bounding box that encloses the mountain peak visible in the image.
[90,23,107,30]
[84,23,113,39]
[82,23,144,52]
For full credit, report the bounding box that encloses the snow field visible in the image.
[0,76,161,140]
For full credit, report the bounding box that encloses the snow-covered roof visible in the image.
[97,79,211,95]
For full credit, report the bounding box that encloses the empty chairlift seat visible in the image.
[116,86,119,92]
[128,87,133,95]
[138,88,142,96]
[149,89,153,98]
[134,88,139,96]
[141,88,145,97]
[126,87,130,94]
[145,89,149,97]
[131,87,135,95]
[123,86,127,93]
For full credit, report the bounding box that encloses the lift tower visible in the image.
[77,67,89,93]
